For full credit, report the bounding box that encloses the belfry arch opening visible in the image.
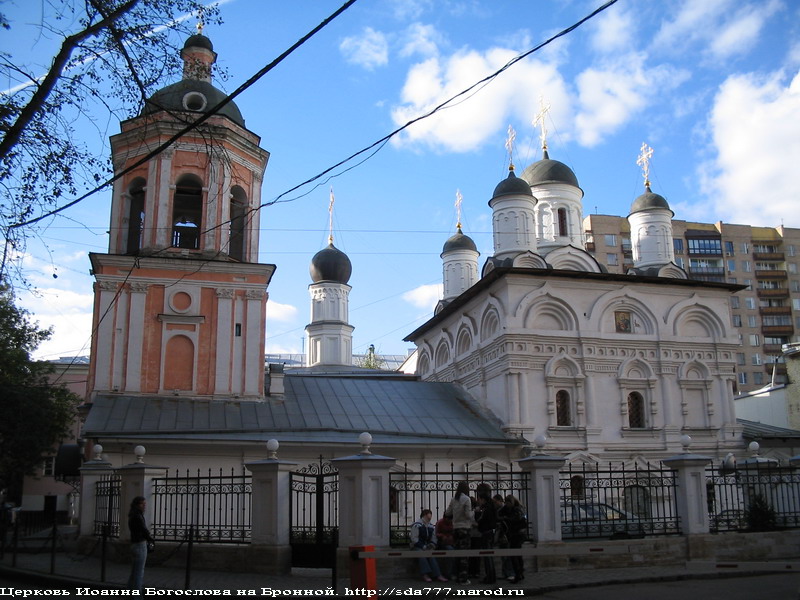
[126,178,146,254]
[229,185,247,261]
[172,175,203,249]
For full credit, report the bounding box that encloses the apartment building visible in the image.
[584,215,800,394]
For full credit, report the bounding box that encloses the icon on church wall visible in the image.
[615,310,632,333]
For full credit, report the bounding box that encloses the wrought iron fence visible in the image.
[706,461,800,533]
[388,462,530,547]
[559,462,681,539]
[93,474,121,537]
[151,468,251,544]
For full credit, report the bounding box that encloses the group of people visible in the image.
[409,482,527,585]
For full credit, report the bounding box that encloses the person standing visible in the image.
[475,492,497,584]
[127,496,154,593]
[434,512,455,579]
[409,509,448,582]
[446,481,475,585]
[504,495,527,584]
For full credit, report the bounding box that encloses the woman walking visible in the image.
[127,496,155,593]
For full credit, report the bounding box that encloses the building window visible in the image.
[725,241,735,255]
[741,242,750,253]
[741,261,751,272]
[126,179,146,255]
[728,278,737,284]
[604,234,617,247]
[727,259,736,272]
[753,372,764,385]
[229,186,248,262]
[744,279,752,289]
[752,353,762,366]
[687,238,722,254]
[730,296,740,309]
[732,315,742,327]
[675,257,685,269]
[792,281,800,292]
[736,353,746,366]
[789,245,797,257]
[556,390,572,426]
[749,334,760,346]
[42,456,55,477]
[793,299,800,311]
[745,297,756,309]
[557,208,568,237]
[627,392,645,428]
[738,372,748,385]
[607,253,619,266]
[789,263,798,274]
[748,315,757,328]
[673,238,684,253]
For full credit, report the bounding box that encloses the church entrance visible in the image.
[289,458,339,568]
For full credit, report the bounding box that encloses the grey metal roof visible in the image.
[738,418,800,440]
[83,375,522,447]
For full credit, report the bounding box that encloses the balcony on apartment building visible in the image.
[755,269,788,279]
[761,325,795,336]
[758,306,792,316]
[756,288,790,298]
[752,251,785,261]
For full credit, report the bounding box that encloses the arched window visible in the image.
[126,178,146,254]
[556,389,572,426]
[435,341,451,368]
[172,175,203,249]
[557,208,568,237]
[417,352,430,376]
[229,186,247,261]
[627,392,645,428]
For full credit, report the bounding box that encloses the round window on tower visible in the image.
[182,92,207,112]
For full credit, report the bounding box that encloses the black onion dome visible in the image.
[310,243,352,284]
[183,33,214,52]
[142,80,245,127]
[492,169,534,199]
[521,150,580,188]
[442,228,478,254]
[630,186,673,215]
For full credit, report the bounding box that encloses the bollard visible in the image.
[349,545,377,598]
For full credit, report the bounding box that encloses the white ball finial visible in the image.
[680,434,692,451]
[358,431,373,454]
[748,441,760,456]
[134,445,146,463]
[533,434,547,450]
[266,439,279,459]
[92,444,104,461]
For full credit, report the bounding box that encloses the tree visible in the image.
[355,344,387,370]
[0,283,79,503]
[0,0,222,284]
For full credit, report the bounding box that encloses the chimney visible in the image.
[267,363,285,396]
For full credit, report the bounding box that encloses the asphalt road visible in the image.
[537,573,800,600]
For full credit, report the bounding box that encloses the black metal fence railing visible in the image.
[388,462,530,547]
[13,510,70,538]
[706,462,800,532]
[94,475,121,538]
[289,458,339,570]
[559,462,681,539]
[151,468,252,544]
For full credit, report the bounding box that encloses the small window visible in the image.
[727,259,736,272]
[753,372,764,385]
[732,315,742,327]
[673,238,684,253]
[604,234,617,247]
[725,241,734,255]
[182,91,208,112]
[557,208,568,237]
[736,353,746,366]
[752,353,762,366]
[42,456,55,477]
[749,334,760,346]
[748,315,757,328]
[627,392,645,428]
[741,242,750,253]
[789,263,798,274]
[745,297,756,309]
[730,297,740,309]
[738,372,748,385]
[607,253,619,266]
[556,390,572,426]
[235,323,242,337]
[741,261,751,272]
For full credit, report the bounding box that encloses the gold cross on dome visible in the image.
[636,142,654,188]
[533,96,551,151]
[455,189,463,229]
[505,124,516,169]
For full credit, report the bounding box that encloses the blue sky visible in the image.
[4,0,800,361]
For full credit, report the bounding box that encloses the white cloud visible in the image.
[390,49,571,152]
[399,23,440,59]
[20,287,95,360]
[698,68,800,226]
[340,27,389,70]
[655,0,783,62]
[588,5,634,54]
[574,54,690,147]
[402,283,442,309]
[267,300,298,322]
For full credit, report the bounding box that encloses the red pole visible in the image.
[349,545,378,598]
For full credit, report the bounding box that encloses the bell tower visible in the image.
[87,32,274,401]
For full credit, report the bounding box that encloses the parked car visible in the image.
[712,509,746,530]
[561,501,650,539]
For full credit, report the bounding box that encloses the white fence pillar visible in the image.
[116,447,167,542]
[516,453,566,542]
[662,452,712,535]
[77,445,113,537]
[245,441,297,574]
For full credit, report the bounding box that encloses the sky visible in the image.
[3,0,800,363]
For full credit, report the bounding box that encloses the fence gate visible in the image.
[289,458,338,568]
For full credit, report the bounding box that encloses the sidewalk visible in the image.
[2,538,799,596]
